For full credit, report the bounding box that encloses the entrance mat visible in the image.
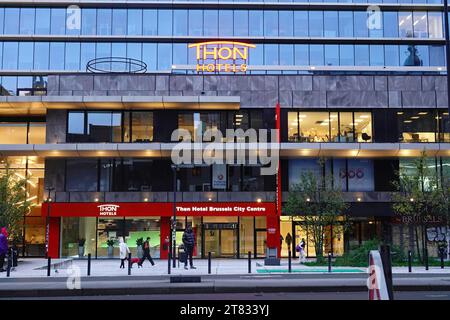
[256,268,365,273]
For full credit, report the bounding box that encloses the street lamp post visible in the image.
[445,0,450,117]
[171,165,177,268]
[45,186,55,259]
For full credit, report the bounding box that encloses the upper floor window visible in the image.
[0,118,46,144]
[397,110,437,142]
[287,111,372,143]
[67,111,154,143]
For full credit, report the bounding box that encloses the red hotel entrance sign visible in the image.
[41,202,278,259]
[41,202,276,217]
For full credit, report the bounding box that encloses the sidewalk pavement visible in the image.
[1,259,450,297]
[2,258,450,278]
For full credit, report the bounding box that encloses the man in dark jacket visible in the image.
[0,227,8,272]
[182,226,196,270]
[138,237,155,267]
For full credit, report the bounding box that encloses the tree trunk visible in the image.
[415,226,422,263]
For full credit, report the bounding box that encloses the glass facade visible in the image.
[0,8,443,38]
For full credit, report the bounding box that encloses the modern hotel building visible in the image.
[0,0,448,259]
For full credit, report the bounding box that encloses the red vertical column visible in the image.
[266,216,280,250]
[48,217,60,258]
[160,216,170,259]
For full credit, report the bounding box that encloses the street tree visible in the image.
[285,158,349,262]
[0,163,32,242]
[392,151,448,263]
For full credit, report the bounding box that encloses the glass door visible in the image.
[204,228,220,258]
[255,229,266,258]
[220,229,237,257]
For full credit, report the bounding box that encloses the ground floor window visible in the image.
[280,216,345,258]
[60,215,267,259]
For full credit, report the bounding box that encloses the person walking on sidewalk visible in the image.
[182,226,196,270]
[119,237,130,269]
[138,237,155,267]
[0,227,8,272]
[298,238,306,263]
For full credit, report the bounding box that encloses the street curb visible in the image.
[2,284,450,298]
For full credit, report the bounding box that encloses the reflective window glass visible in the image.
[49,43,65,70]
[1,77,17,96]
[87,112,122,143]
[279,11,293,36]
[355,45,369,66]
[370,45,384,66]
[174,10,187,36]
[50,8,65,35]
[295,44,309,65]
[417,45,430,66]
[127,43,142,61]
[339,45,354,65]
[18,42,33,70]
[219,10,233,36]
[173,43,187,65]
[20,8,35,35]
[112,43,126,70]
[309,11,323,37]
[234,10,249,36]
[127,9,142,35]
[3,42,19,70]
[66,7,80,35]
[398,110,436,142]
[189,10,203,36]
[294,11,308,37]
[35,9,51,34]
[34,42,50,70]
[429,45,445,66]
[4,8,20,34]
[97,9,112,35]
[112,9,127,35]
[143,10,158,35]
[264,11,278,36]
[310,45,324,65]
[249,44,263,67]
[80,43,96,71]
[324,11,338,37]
[384,45,400,66]
[280,45,294,66]
[68,112,85,136]
[347,159,374,191]
[428,12,443,38]
[158,10,172,36]
[204,10,218,36]
[413,12,428,38]
[0,9,4,34]
[249,11,263,37]
[65,42,81,70]
[383,12,398,37]
[131,112,154,142]
[82,9,97,35]
[325,45,339,66]
[399,12,413,37]
[264,44,279,65]
[142,43,157,71]
[158,43,172,70]
[354,11,368,37]
[96,42,111,59]
[339,11,353,37]
[401,44,424,66]
[66,160,98,192]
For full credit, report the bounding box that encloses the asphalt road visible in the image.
[4,291,450,300]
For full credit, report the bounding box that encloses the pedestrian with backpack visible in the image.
[138,237,155,267]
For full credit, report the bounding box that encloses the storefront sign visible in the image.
[188,41,255,73]
[98,204,120,216]
[42,202,276,217]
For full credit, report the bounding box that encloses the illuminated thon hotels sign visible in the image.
[188,41,256,73]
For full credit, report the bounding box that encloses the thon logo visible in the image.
[98,204,120,216]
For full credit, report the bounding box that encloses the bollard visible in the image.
[425,249,429,271]
[208,252,211,274]
[441,251,445,269]
[6,253,11,277]
[47,257,51,277]
[168,251,171,275]
[248,251,251,273]
[328,252,332,273]
[288,250,292,273]
[128,252,131,275]
[87,253,91,276]
[408,250,412,273]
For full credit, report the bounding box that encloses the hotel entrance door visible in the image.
[203,223,237,258]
